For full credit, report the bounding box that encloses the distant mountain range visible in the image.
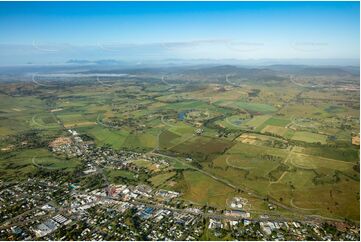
[0,59,359,78]
[66,59,126,65]
[65,58,360,67]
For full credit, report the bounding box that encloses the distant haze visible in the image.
[0,1,359,65]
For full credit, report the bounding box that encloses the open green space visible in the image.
[215,100,277,113]
[291,131,328,144]
[149,171,176,187]
[0,148,80,181]
[0,69,359,222]
[180,170,236,209]
[105,168,137,183]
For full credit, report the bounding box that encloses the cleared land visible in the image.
[0,70,359,221]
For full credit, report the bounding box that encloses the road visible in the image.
[225,74,242,87]
[32,157,59,170]
[268,146,294,185]
[98,193,346,224]
[289,75,318,88]
[27,103,351,225]
[160,115,177,128]
[147,150,347,223]
[149,152,238,190]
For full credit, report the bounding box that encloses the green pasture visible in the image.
[180,170,236,209]
[291,131,328,144]
[105,168,137,183]
[0,148,80,181]
[149,171,176,187]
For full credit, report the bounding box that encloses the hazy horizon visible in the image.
[0,1,359,65]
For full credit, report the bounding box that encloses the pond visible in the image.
[178,111,186,121]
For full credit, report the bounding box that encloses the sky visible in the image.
[0,1,359,65]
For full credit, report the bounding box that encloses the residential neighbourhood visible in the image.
[0,130,359,240]
[0,2,360,240]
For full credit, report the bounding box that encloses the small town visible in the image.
[0,130,359,241]
[0,2,360,241]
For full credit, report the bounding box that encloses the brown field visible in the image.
[171,136,234,156]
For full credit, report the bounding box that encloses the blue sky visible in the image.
[0,1,359,65]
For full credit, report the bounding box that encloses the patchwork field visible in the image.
[0,67,359,222]
[202,140,360,220]
[215,100,277,114]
